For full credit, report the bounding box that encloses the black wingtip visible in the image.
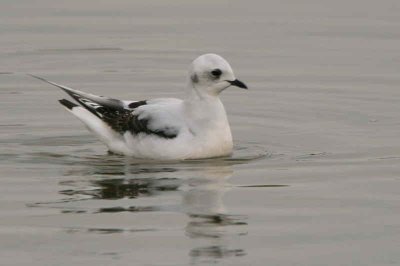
[59,99,78,110]
[27,73,48,82]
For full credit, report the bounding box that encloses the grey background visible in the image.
[1,0,400,265]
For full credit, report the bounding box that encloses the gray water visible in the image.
[1,1,400,265]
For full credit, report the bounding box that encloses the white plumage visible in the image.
[31,53,248,160]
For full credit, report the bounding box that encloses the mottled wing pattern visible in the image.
[30,74,179,139]
[61,95,178,138]
[98,105,178,138]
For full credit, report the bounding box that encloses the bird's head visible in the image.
[188,54,247,96]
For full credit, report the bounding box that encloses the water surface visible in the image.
[1,1,400,265]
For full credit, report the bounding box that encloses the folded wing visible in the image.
[31,75,181,139]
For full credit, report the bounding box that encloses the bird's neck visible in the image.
[184,87,224,116]
[183,87,233,156]
[183,89,230,134]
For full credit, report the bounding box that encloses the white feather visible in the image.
[48,54,247,160]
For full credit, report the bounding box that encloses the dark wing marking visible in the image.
[100,108,178,139]
[128,101,147,108]
[63,95,176,138]
[59,99,78,110]
[29,74,177,139]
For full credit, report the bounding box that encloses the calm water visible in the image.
[1,1,400,265]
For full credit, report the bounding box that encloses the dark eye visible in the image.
[211,69,222,78]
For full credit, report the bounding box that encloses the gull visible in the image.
[30,54,248,160]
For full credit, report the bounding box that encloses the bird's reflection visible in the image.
[57,157,247,263]
[182,167,247,264]
[60,177,180,201]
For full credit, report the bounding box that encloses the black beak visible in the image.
[228,79,248,89]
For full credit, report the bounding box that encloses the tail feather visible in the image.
[61,101,124,150]
[28,74,125,116]
[30,74,131,154]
